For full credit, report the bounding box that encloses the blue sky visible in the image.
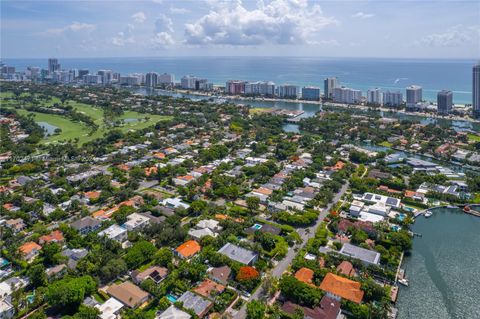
[1,0,479,58]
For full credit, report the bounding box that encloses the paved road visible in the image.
[234,182,349,318]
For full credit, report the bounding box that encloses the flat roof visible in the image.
[218,243,258,265]
[339,243,380,265]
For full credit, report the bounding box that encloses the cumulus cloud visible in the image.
[415,24,480,47]
[40,22,96,36]
[184,0,338,46]
[151,32,175,46]
[132,11,147,23]
[111,24,135,46]
[155,14,174,33]
[352,12,375,19]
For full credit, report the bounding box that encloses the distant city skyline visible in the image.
[1,0,479,59]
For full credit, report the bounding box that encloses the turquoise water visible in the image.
[5,57,475,104]
[37,121,58,135]
[166,294,177,303]
[397,208,480,319]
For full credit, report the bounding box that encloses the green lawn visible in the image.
[379,141,393,147]
[467,133,480,143]
[2,94,172,145]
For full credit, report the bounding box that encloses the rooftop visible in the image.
[218,242,258,265]
[339,243,381,265]
[319,273,364,304]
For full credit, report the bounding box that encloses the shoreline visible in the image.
[155,88,480,124]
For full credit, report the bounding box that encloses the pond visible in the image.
[37,121,58,136]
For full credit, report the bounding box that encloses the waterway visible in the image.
[140,88,480,133]
[397,207,480,319]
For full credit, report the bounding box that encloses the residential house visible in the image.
[207,266,231,285]
[156,305,191,319]
[131,266,168,285]
[98,224,128,243]
[218,243,258,265]
[106,281,149,308]
[19,242,42,263]
[95,297,124,319]
[175,240,201,259]
[319,273,364,304]
[339,243,380,266]
[71,216,101,235]
[177,291,213,318]
[39,230,64,245]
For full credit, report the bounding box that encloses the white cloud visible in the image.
[151,32,175,46]
[40,22,96,36]
[155,14,174,33]
[184,0,338,46]
[352,12,375,19]
[132,11,147,23]
[111,24,135,46]
[170,6,190,14]
[415,24,480,47]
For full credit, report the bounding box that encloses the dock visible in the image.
[464,206,480,217]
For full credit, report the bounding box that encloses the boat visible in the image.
[398,278,409,287]
[424,211,433,218]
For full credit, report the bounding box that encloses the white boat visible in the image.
[398,278,409,286]
[424,211,432,218]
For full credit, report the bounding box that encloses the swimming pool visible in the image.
[252,224,263,230]
[166,294,177,303]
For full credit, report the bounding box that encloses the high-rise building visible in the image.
[383,91,403,107]
[333,87,362,104]
[324,77,338,99]
[437,90,453,115]
[145,72,159,87]
[158,73,175,85]
[244,81,275,96]
[78,69,89,79]
[26,66,41,81]
[97,70,113,84]
[367,88,383,106]
[195,79,212,91]
[406,85,422,108]
[181,75,197,89]
[301,86,321,101]
[473,63,480,118]
[225,80,245,95]
[48,58,60,73]
[119,75,141,86]
[277,85,299,99]
[83,74,102,84]
[1,65,16,75]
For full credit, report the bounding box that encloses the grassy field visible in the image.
[467,133,480,143]
[378,141,393,147]
[249,107,272,115]
[1,93,172,145]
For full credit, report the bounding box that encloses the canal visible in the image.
[397,207,480,319]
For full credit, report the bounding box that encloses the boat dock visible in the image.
[464,206,480,217]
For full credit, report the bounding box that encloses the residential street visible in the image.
[234,182,349,319]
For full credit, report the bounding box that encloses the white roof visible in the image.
[196,219,220,230]
[358,211,385,223]
[96,298,124,319]
[157,305,191,319]
[98,224,127,239]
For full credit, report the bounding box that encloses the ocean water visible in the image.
[397,208,480,319]
[3,57,475,104]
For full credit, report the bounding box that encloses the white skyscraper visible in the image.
[158,73,175,85]
[277,84,298,98]
[406,85,422,108]
[324,77,338,99]
[383,91,403,107]
[367,88,383,106]
[145,72,159,87]
[181,75,197,89]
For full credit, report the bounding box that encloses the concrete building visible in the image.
[83,74,102,84]
[324,77,338,99]
[158,73,175,85]
[301,86,321,101]
[437,90,453,115]
[226,80,245,95]
[48,58,60,73]
[119,75,141,86]
[97,70,113,84]
[98,224,128,242]
[473,63,480,118]
[333,87,362,104]
[181,75,197,89]
[245,81,275,96]
[367,88,383,106]
[406,85,422,108]
[383,91,403,107]
[145,72,159,87]
[277,84,299,99]
[78,69,89,79]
